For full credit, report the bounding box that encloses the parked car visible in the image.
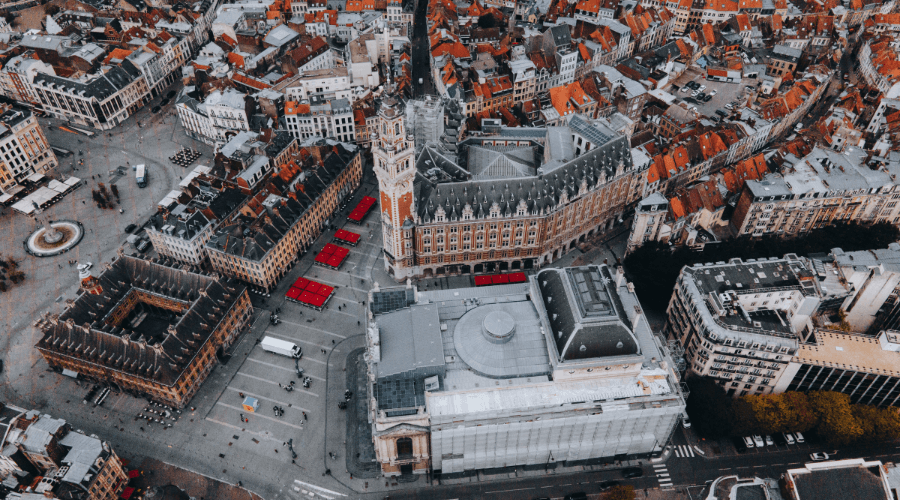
[794,431,806,443]
[598,481,621,491]
[151,106,161,113]
[166,90,177,99]
[725,103,734,110]
[703,94,713,102]
[564,493,587,500]
[752,435,765,447]
[810,452,830,461]
[711,116,721,123]
[715,109,728,117]
[743,436,755,448]
[783,432,796,445]
[765,435,774,446]
[773,433,787,446]
[124,223,137,233]
[682,416,692,428]
[709,90,718,96]
[698,85,707,91]
[622,467,644,478]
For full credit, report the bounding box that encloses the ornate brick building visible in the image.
[375,99,647,280]
[35,255,253,408]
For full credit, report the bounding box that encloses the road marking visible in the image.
[293,479,346,497]
[243,358,326,382]
[279,319,347,339]
[485,488,533,494]
[225,387,312,411]
[214,402,306,430]
[658,473,670,478]
[653,464,668,469]
[674,445,695,458]
[235,372,320,396]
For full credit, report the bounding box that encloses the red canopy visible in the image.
[288,278,335,309]
[127,470,140,479]
[120,487,135,499]
[348,196,377,222]
[491,274,509,284]
[474,275,491,286]
[334,229,361,245]
[508,272,527,283]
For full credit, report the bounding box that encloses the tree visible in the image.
[685,376,734,438]
[808,391,863,446]
[778,391,818,433]
[604,485,635,500]
[477,13,497,28]
[44,4,60,15]
[852,405,900,444]
[730,397,760,435]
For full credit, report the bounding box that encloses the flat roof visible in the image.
[791,462,888,500]
[796,331,900,378]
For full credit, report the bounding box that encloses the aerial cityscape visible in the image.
[0,0,899,498]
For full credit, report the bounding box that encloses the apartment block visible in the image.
[0,104,58,194]
[0,404,129,500]
[731,147,900,237]
[206,143,362,292]
[283,97,355,143]
[35,256,253,408]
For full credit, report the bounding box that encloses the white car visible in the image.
[743,436,755,448]
[752,435,765,447]
[709,90,718,96]
[698,85,707,92]
[810,453,830,461]
[765,435,774,446]
[682,416,692,428]
[783,432,795,445]
[725,103,733,110]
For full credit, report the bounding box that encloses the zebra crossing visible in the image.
[653,464,673,489]
[674,444,696,458]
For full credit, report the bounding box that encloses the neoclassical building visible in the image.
[373,97,648,281]
[364,265,686,476]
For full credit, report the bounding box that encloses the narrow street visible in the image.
[410,0,434,97]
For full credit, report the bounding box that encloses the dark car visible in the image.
[599,480,621,491]
[703,94,713,102]
[166,90,176,99]
[732,436,748,453]
[564,493,587,500]
[160,98,170,106]
[715,109,728,117]
[124,223,137,233]
[772,433,787,446]
[622,467,644,478]
[151,106,161,113]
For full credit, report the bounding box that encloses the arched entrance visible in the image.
[396,437,413,459]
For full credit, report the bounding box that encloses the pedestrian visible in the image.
[239,392,244,398]
[332,339,335,344]
[140,427,144,431]
[278,383,283,388]
[303,412,307,420]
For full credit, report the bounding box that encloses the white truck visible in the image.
[261,336,302,358]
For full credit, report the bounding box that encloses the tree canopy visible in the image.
[685,383,900,446]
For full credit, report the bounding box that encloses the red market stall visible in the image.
[120,487,135,499]
[314,243,349,269]
[285,277,335,311]
[333,229,361,246]
[347,196,376,224]
[474,272,528,286]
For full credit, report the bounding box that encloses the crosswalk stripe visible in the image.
[653,464,667,469]
[658,473,670,478]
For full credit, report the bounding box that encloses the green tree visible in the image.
[808,391,863,446]
[685,376,734,438]
[604,485,635,500]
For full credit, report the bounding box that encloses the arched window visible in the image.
[395,123,401,136]
[382,123,386,135]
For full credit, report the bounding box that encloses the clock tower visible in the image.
[372,97,416,280]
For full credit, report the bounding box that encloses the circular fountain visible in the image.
[25,219,85,257]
